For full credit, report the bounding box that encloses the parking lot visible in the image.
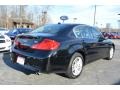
[0,40,120,85]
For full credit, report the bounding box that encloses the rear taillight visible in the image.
[31,39,60,50]
[14,39,20,46]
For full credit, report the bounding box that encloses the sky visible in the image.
[47,5,120,29]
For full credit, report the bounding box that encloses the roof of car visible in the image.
[46,23,93,27]
[49,23,87,26]
[16,28,32,30]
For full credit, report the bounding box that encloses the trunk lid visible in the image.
[14,33,55,52]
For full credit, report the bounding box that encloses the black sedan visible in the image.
[11,24,115,78]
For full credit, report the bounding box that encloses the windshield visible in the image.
[31,24,69,34]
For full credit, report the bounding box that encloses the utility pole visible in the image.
[93,5,96,26]
[73,18,77,22]
[19,5,26,28]
[6,6,8,29]
[118,14,120,30]
[20,5,22,28]
[41,11,47,26]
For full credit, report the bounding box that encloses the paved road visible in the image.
[0,40,120,85]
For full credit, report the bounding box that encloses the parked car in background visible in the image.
[117,32,120,39]
[102,32,120,39]
[0,34,12,52]
[11,24,115,79]
[102,32,110,39]
[6,28,32,40]
[0,27,9,35]
[115,32,120,39]
[108,32,115,39]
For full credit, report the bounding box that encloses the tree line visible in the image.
[0,5,52,29]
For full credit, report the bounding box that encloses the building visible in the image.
[100,28,120,32]
[8,18,35,29]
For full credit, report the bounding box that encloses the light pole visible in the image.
[20,5,23,28]
[118,14,120,30]
[73,18,77,22]
[93,5,96,26]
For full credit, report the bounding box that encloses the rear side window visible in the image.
[73,26,93,39]
[73,26,83,38]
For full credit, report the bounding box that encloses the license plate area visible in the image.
[17,56,25,65]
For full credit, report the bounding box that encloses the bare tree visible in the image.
[0,5,53,29]
[37,5,53,26]
[27,13,33,21]
[0,5,8,28]
[10,5,19,18]
[19,5,27,19]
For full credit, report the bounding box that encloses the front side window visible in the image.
[91,27,103,39]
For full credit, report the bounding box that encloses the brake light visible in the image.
[14,39,20,46]
[31,39,60,50]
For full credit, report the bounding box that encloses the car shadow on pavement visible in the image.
[2,52,39,75]
[2,52,70,78]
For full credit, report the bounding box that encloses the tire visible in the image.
[66,53,84,79]
[105,46,114,60]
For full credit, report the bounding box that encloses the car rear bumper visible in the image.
[11,51,50,72]
[11,48,70,73]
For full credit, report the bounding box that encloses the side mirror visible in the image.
[99,35,106,41]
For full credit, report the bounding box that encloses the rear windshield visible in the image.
[31,24,71,34]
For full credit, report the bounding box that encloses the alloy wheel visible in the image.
[72,57,83,76]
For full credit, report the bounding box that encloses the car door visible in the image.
[73,26,100,62]
[90,27,109,59]
[79,27,100,62]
